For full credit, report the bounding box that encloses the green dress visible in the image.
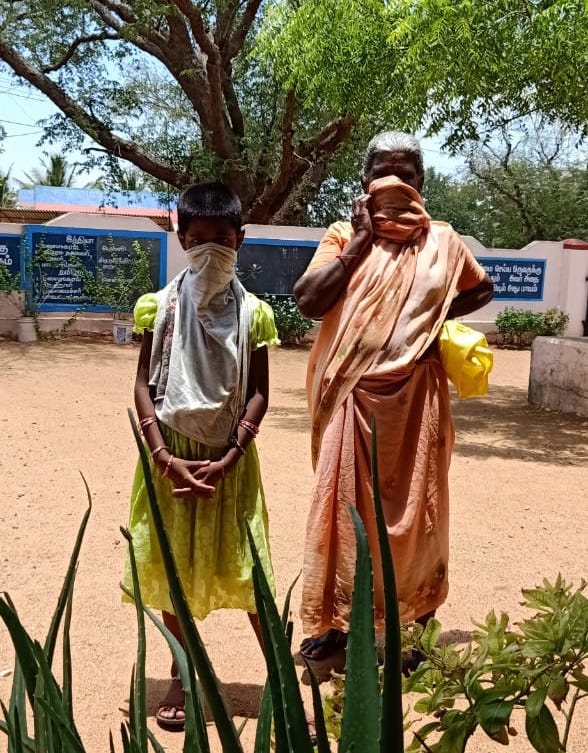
[123,293,279,619]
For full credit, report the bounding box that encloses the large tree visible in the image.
[421,122,588,248]
[0,0,585,222]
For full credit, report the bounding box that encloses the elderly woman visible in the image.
[294,131,493,660]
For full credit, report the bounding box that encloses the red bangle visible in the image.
[239,419,259,437]
[162,455,174,478]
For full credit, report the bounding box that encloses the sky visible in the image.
[0,71,465,187]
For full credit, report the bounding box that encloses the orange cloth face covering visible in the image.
[368,175,431,241]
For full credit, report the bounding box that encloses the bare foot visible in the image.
[156,677,185,730]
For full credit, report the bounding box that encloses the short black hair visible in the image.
[177,181,242,234]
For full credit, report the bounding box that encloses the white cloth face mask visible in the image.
[185,242,238,305]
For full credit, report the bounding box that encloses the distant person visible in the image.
[294,131,493,661]
[123,181,279,729]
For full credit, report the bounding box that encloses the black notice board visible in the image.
[0,234,22,281]
[25,226,166,310]
[237,240,318,296]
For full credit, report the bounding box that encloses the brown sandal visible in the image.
[156,676,186,730]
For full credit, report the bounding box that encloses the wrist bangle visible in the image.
[162,455,174,478]
[150,445,169,462]
[239,419,259,437]
[139,416,158,432]
[337,254,360,270]
[230,435,246,456]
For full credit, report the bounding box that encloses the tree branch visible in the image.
[88,0,216,130]
[248,99,354,223]
[171,0,235,158]
[0,39,189,187]
[174,0,216,56]
[42,32,120,73]
[469,157,541,238]
[89,0,137,25]
[222,0,264,64]
[222,64,245,138]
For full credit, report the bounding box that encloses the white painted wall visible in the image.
[459,239,588,337]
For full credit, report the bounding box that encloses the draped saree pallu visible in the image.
[301,176,482,636]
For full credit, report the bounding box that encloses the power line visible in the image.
[0,117,46,128]
[2,129,44,138]
[0,86,47,103]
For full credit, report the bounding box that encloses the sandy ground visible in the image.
[0,340,587,752]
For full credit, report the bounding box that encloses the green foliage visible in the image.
[18,154,86,188]
[0,261,20,294]
[421,157,588,250]
[0,1,585,221]
[495,307,569,346]
[324,576,588,753]
[535,309,570,338]
[0,167,17,207]
[387,0,588,147]
[81,239,153,317]
[0,477,92,753]
[263,295,314,345]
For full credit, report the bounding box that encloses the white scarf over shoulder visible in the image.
[149,243,256,447]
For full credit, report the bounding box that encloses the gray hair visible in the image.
[361,131,424,182]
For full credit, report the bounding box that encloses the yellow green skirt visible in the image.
[122,426,275,619]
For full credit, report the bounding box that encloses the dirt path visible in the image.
[1,342,586,752]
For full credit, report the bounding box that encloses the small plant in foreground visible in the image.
[0,262,20,306]
[324,575,588,753]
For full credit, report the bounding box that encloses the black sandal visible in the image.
[299,629,348,660]
[401,649,426,677]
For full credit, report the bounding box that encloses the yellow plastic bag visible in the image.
[438,320,493,398]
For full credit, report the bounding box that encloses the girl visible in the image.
[123,182,279,729]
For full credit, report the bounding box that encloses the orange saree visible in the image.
[301,177,486,635]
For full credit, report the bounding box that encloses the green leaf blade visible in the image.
[370,416,404,753]
[339,505,381,753]
[525,703,560,753]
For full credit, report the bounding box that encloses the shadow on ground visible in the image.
[267,390,311,432]
[143,678,265,719]
[452,385,587,465]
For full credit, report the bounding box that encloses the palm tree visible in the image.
[0,166,17,206]
[111,165,150,192]
[19,154,81,188]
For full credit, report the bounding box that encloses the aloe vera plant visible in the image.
[0,474,92,753]
[1,414,407,753]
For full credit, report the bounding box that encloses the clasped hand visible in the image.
[165,457,226,499]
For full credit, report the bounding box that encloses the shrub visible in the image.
[263,294,314,344]
[79,239,153,318]
[0,262,20,294]
[324,575,588,753]
[535,308,569,337]
[495,307,569,346]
